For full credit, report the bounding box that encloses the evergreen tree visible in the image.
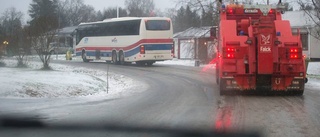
[29,0,59,33]
[173,6,201,33]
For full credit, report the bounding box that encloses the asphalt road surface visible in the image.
[1,60,320,137]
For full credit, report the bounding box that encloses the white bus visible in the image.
[75,17,174,66]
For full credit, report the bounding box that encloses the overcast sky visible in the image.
[0,0,177,23]
[0,0,300,24]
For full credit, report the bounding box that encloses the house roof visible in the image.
[174,26,217,39]
[282,10,318,28]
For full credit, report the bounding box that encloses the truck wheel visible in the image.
[216,69,219,84]
[296,90,304,96]
[219,79,226,95]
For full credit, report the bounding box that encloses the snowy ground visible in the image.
[0,58,147,99]
[1,55,318,99]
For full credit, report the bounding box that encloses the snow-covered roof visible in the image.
[282,10,318,28]
[174,26,217,39]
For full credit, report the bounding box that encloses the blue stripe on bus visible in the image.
[124,44,172,57]
[144,44,172,50]
[76,51,112,57]
[77,44,172,58]
[124,46,140,57]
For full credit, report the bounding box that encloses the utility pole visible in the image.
[117,6,119,18]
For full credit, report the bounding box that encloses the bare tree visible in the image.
[29,0,59,70]
[59,0,97,26]
[29,16,58,70]
[1,7,29,67]
[176,0,217,13]
[125,0,155,17]
[176,0,219,27]
[298,0,320,40]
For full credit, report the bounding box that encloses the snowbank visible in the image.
[0,59,146,99]
[307,62,320,75]
[155,58,196,66]
[155,58,216,71]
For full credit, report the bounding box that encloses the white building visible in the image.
[173,26,218,62]
[282,10,320,60]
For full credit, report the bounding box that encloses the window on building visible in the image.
[300,33,308,50]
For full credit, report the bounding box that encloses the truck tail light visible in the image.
[227,8,233,14]
[290,48,298,53]
[224,47,236,59]
[269,9,273,14]
[140,45,145,54]
[227,48,235,52]
[288,48,301,59]
[227,53,235,58]
[290,54,300,59]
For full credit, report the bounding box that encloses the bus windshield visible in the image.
[145,20,170,31]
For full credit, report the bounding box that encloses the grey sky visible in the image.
[0,0,176,23]
[0,0,301,24]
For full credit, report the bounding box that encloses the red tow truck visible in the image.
[216,2,307,95]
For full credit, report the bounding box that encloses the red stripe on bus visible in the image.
[76,39,173,52]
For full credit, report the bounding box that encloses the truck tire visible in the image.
[216,69,219,84]
[296,90,304,96]
[219,79,226,95]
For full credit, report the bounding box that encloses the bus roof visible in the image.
[78,17,171,26]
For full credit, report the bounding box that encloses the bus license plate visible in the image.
[154,55,164,58]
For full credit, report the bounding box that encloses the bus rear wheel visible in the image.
[136,61,145,66]
[119,51,125,65]
[146,62,154,66]
[82,50,89,62]
[112,51,118,65]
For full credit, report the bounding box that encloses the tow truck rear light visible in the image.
[290,48,298,53]
[227,53,235,58]
[224,47,236,59]
[140,45,145,54]
[269,9,274,14]
[227,48,235,52]
[290,54,299,59]
[288,48,301,59]
[227,8,233,14]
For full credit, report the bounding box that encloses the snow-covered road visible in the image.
[1,57,320,137]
